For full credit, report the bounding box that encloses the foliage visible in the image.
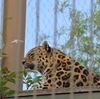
[0,52,16,97]
[0,52,42,98]
[56,0,100,74]
[0,67,42,97]
[1,53,7,55]
[20,69,42,90]
[38,0,100,74]
[0,66,17,97]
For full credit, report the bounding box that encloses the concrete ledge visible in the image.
[6,86,100,99]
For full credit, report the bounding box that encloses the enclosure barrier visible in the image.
[5,86,100,99]
[1,0,100,99]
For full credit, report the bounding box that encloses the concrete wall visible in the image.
[5,86,100,99]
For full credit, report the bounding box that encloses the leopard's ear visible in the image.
[42,41,51,53]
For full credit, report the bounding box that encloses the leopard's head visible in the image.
[22,41,52,74]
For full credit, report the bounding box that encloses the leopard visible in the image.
[22,41,100,89]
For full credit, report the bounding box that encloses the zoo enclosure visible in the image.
[0,0,100,99]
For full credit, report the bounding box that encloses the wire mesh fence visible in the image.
[1,0,100,99]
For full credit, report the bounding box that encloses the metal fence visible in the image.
[1,0,100,99]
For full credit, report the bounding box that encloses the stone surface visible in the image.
[5,86,100,99]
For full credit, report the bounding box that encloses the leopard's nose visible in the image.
[22,60,26,65]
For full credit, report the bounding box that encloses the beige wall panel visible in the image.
[2,0,26,91]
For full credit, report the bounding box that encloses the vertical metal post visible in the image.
[33,0,40,99]
[89,0,94,71]
[70,0,76,57]
[52,0,58,99]
[35,0,40,46]
[2,0,26,91]
[88,0,94,99]
[53,0,58,47]
[70,0,76,99]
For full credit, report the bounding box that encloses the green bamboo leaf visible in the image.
[9,71,16,77]
[23,69,28,77]
[1,80,8,87]
[18,70,25,74]
[4,89,15,95]
[0,87,9,91]
[38,81,42,85]
[2,66,10,74]
[27,80,34,84]
[8,78,16,84]
[2,53,7,55]
[26,75,32,80]
[33,76,42,83]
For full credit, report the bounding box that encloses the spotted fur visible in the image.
[22,41,100,89]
